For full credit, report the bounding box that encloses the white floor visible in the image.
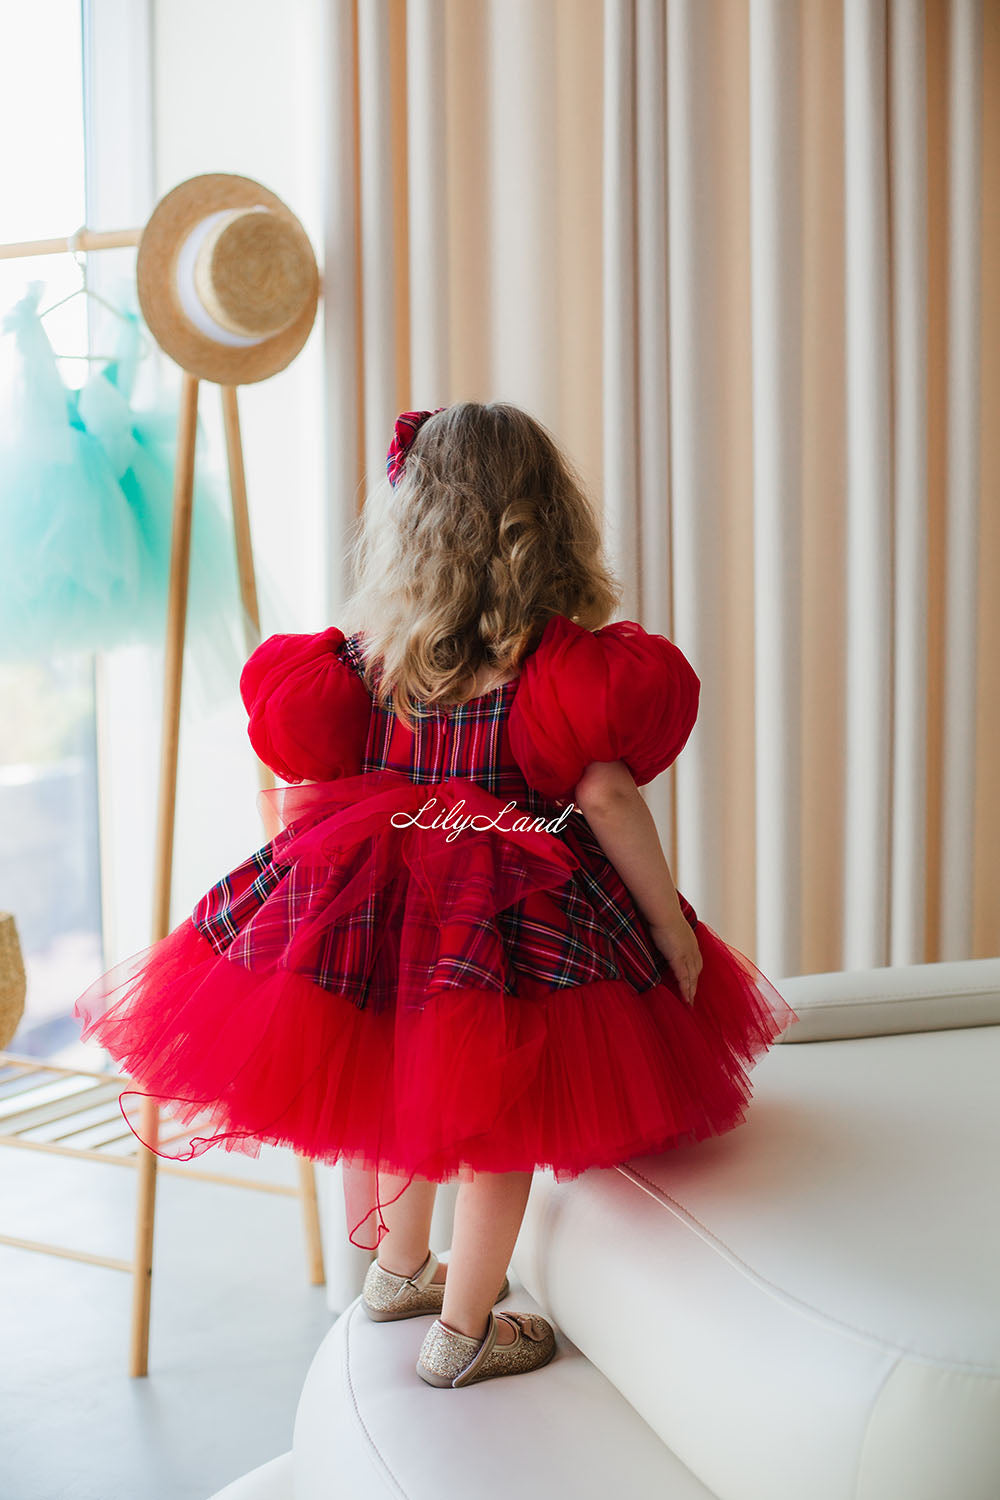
[0,1047,334,1500]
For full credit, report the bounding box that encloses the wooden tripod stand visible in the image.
[130,373,325,1377]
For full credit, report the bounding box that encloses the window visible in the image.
[0,2,103,1055]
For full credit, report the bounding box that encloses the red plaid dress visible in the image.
[74,613,795,1250]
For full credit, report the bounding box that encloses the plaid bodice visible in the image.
[340,632,562,813]
[192,627,698,1010]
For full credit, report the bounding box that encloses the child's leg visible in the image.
[441,1169,533,1344]
[343,1164,442,1280]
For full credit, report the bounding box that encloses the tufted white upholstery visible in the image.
[514,1020,1000,1500]
[208,1453,293,1499]
[773,954,1000,1042]
[208,958,1000,1500]
[291,1278,716,1499]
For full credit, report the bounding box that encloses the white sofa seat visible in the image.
[291,1275,717,1500]
[209,1454,294,1500]
[513,1021,1000,1500]
[209,958,1000,1500]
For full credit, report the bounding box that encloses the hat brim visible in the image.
[136,173,319,386]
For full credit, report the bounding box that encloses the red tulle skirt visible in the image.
[73,772,797,1250]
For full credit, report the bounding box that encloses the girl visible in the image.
[74,401,796,1391]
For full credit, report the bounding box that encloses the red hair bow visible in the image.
[386,407,446,487]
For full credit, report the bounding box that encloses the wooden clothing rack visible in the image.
[0,225,144,259]
[0,223,325,1376]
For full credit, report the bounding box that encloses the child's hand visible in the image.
[647,912,703,1007]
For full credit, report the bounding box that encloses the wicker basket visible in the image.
[0,911,27,1049]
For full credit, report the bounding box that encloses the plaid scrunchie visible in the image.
[386,407,446,487]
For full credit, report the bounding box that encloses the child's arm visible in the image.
[572,760,703,1005]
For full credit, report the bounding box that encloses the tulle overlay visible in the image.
[0,281,274,701]
[74,770,796,1249]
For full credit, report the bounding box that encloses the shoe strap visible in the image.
[407,1249,439,1292]
[451,1309,499,1388]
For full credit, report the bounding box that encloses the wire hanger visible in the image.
[36,225,154,363]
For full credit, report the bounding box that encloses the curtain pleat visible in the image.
[796,0,848,974]
[889,0,930,964]
[321,0,364,596]
[486,0,560,411]
[635,0,676,858]
[406,0,450,403]
[357,0,402,487]
[939,0,983,958]
[443,0,491,397]
[842,0,894,969]
[749,0,804,979]
[602,0,640,620]
[665,0,730,925]
[326,0,997,975]
[975,0,999,958]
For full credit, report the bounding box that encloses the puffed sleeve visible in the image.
[507,614,700,798]
[239,626,372,783]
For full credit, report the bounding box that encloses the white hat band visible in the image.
[174,207,270,349]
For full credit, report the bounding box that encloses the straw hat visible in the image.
[136,172,320,385]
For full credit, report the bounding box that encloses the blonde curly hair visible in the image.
[338,401,622,730]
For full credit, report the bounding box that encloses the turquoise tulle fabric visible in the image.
[0,280,268,699]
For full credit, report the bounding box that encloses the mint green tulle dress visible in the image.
[0,280,266,697]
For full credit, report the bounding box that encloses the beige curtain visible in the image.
[320,0,998,981]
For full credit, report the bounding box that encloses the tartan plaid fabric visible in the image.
[386,407,446,487]
[192,838,293,957]
[191,631,696,1005]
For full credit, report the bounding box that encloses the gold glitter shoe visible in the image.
[415,1309,556,1387]
[362,1249,510,1322]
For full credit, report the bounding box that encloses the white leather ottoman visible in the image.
[208,1277,721,1500]
[209,957,1000,1500]
[209,1453,294,1500]
[290,1273,717,1499]
[513,1018,1000,1500]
